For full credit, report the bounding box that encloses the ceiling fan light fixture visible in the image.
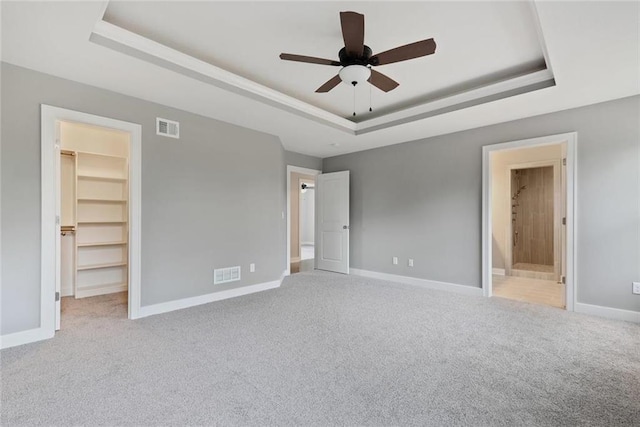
[339,65,371,86]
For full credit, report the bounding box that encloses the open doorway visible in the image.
[483,133,576,311]
[41,105,142,339]
[298,179,315,272]
[59,121,131,327]
[290,173,317,274]
[286,166,321,275]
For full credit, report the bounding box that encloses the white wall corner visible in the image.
[350,268,484,297]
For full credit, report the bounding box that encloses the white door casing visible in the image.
[42,105,143,337]
[54,123,62,330]
[316,171,350,274]
[482,132,576,312]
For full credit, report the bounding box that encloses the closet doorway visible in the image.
[59,121,131,327]
[286,166,320,275]
[41,105,142,336]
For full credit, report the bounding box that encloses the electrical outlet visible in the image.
[250,263,255,273]
[633,282,640,295]
[392,257,398,265]
[408,259,414,267]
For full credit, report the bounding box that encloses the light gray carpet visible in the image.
[2,271,639,426]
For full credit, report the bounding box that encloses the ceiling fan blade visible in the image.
[315,75,342,93]
[369,38,436,66]
[279,53,341,66]
[368,69,399,92]
[340,11,365,57]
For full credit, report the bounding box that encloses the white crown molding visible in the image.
[356,68,554,134]
[90,18,554,136]
[90,20,357,133]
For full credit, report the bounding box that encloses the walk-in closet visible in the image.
[59,121,130,303]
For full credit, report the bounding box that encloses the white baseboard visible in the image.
[0,327,54,350]
[301,242,314,246]
[492,268,506,276]
[350,268,483,297]
[575,302,640,323]
[138,271,286,318]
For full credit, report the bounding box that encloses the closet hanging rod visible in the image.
[61,225,75,236]
[61,150,75,156]
[301,183,315,190]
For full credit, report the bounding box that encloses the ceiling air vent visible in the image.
[156,117,179,139]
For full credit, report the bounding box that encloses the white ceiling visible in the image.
[1,1,638,158]
[103,1,546,119]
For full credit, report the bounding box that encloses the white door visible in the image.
[315,171,350,274]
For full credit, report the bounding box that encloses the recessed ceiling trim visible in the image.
[91,17,555,136]
[357,79,555,136]
[90,20,357,134]
[356,68,555,134]
[528,0,554,78]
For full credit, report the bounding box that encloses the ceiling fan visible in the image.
[279,11,436,94]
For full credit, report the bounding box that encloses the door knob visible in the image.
[343,225,349,230]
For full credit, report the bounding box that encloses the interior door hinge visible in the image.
[561,276,566,285]
[562,158,566,166]
[562,217,566,225]
[55,292,60,302]
[56,215,60,225]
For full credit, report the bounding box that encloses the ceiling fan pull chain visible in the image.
[353,83,356,116]
[369,81,373,112]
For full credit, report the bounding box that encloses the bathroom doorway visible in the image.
[483,133,576,310]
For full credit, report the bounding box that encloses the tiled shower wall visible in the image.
[511,166,554,266]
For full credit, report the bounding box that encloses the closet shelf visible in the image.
[77,261,127,271]
[77,220,127,225]
[76,151,127,160]
[77,174,127,182]
[77,198,127,203]
[77,241,127,247]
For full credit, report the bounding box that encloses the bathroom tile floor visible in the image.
[493,274,565,309]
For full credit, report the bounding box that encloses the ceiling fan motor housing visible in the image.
[339,45,373,66]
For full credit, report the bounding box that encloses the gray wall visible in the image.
[284,150,322,170]
[324,95,640,313]
[1,63,286,335]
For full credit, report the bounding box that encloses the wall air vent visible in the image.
[156,117,179,139]
[214,266,241,285]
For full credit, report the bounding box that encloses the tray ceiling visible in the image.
[102,1,550,123]
[2,1,638,157]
